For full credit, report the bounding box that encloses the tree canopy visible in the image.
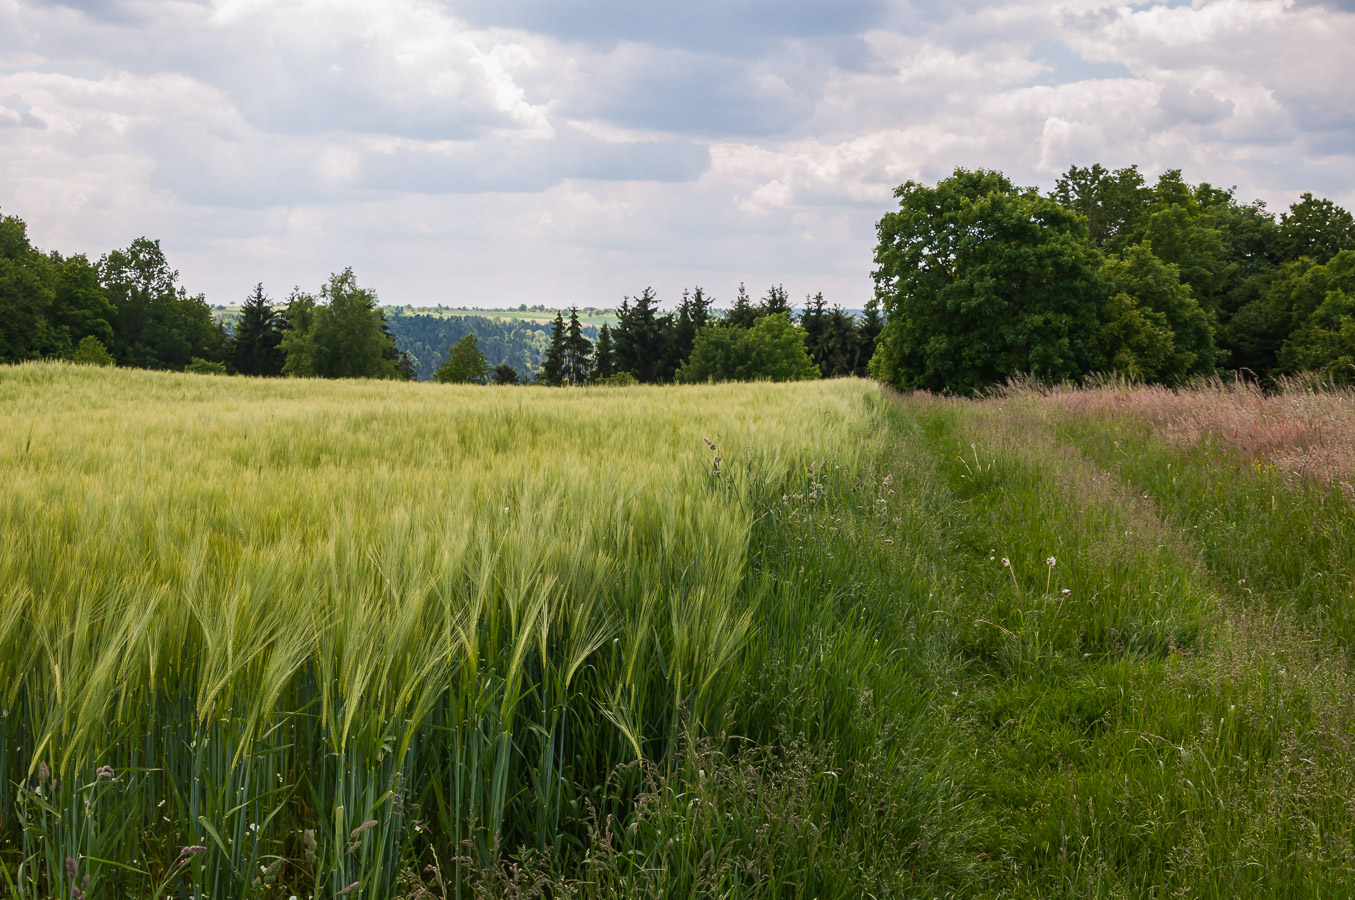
[677,313,819,384]
[871,165,1355,392]
[871,169,1113,392]
[281,269,405,380]
[435,333,492,384]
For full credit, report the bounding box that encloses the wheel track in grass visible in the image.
[890,389,1355,899]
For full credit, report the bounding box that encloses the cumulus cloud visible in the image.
[0,0,1352,308]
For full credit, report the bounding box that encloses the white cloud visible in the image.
[1,0,1352,310]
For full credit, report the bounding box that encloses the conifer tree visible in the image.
[800,292,829,375]
[563,306,593,384]
[667,288,709,378]
[857,299,883,377]
[381,315,418,381]
[593,323,615,380]
[760,283,791,318]
[538,311,567,386]
[230,283,286,376]
[820,305,861,377]
[612,287,666,382]
[724,282,759,329]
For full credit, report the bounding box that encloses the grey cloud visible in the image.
[24,0,178,25]
[13,2,542,141]
[357,128,710,195]
[1158,84,1234,125]
[559,48,817,138]
[221,61,514,142]
[0,95,46,128]
[1274,85,1355,135]
[145,119,710,208]
[446,0,894,51]
[1026,40,1133,86]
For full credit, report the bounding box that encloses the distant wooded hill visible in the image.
[384,311,600,381]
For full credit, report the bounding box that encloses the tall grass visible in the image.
[9,364,1355,898]
[2,363,966,898]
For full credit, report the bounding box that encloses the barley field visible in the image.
[4,365,1355,899]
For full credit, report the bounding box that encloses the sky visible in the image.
[1,0,1352,310]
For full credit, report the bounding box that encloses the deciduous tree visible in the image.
[436,333,491,384]
[871,168,1111,393]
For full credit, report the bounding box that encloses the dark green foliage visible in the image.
[1277,250,1355,380]
[856,300,883,376]
[185,357,227,375]
[676,313,820,383]
[1053,163,1153,249]
[70,335,114,366]
[229,284,285,376]
[802,293,866,377]
[612,287,668,382]
[1277,192,1355,264]
[759,283,790,318]
[874,164,1355,390]
[723,282,759,329]
[99,237,220,370]
[668,287,714,375]
[1136,195,1230,312]
[1101,242,1216,384]
[593,323,615,380]
[490,363,520,385]
[381,316,418,381]
[435,333,491,384]
[819,306,864,377]
[383,313,568,382]
[281,269,403,379]
[564,307,593,384]
[0,214,55,363]
[0,215,116,364]
[538,311,567,386]
[871,168,1113,392]
[279,290,316,376]
[1217,260,1314,375]
[799,292,827,364]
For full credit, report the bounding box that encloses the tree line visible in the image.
[871,164,1355,392]
[433,285,882,385]
[386,313,586,382]
[1,208,877,386]
[0,215,418,379]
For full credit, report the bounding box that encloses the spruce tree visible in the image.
[856,300,883,377]
[690,286,714,329]
[800,292,829,375]
[538,311,567,386]
[593,323,615,380]
[760,283,791,318]
[724,282,758,329]
[612,287,665,382]
[381,314,418,380]
[563,307,593,384]
[670,290,697,376]
[230,284,285,376]
[821,306,861,377]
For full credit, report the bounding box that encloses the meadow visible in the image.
[3,365,1355,898]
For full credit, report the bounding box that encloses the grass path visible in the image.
[886,389,1355,898]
